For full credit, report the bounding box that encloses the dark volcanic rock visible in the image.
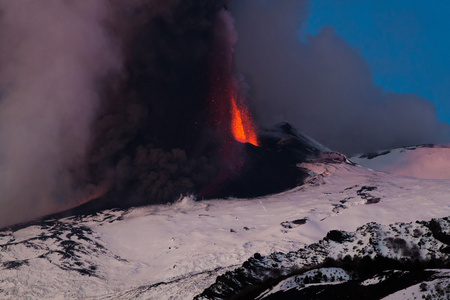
[326,230,351,243]
[203,122,337,199]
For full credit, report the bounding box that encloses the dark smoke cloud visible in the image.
[230,0,450,155]
[84,0,230,208]
[0,0,230,227]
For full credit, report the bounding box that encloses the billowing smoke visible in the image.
[230,0,450,155]
[0,0,122,227]
[0,0,231,227]
[83,1,234,209]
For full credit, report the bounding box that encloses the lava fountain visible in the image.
[231,95,259,146]
[208,10,259,150]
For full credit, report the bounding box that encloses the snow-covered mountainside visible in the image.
[196,217,450,299]
[351,144,450,179]
[1,153,450,299]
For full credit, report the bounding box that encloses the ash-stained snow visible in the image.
[1,157,450,299]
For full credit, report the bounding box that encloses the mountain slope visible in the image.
[196,216,450,299]
[1,155,450,298]
[351,144,450,179]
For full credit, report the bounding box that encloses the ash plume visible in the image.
[230,0,450,155]
[83,1,231,209]
[0,0,231,227]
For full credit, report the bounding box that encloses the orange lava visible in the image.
[231,96,259,146]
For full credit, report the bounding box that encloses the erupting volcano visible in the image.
[0,2,330,227]
[73,7,324,211]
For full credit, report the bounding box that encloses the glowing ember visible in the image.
[231,96,259,146]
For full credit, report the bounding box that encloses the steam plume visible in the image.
[230,0,450,155]
[0,0,121,226]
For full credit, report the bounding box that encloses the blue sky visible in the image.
[305,0,450,123]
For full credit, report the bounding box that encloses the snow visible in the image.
[351,145,450,179]
[94,162,450,298]
[2,155,450,298]
[257,267,351,299]
[381,270,450,300]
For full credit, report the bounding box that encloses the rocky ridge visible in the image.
[196,217,450,299]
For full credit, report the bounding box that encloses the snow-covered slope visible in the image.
[197,217,450,299]
[351,144,450,179]
[1,158,450,299]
